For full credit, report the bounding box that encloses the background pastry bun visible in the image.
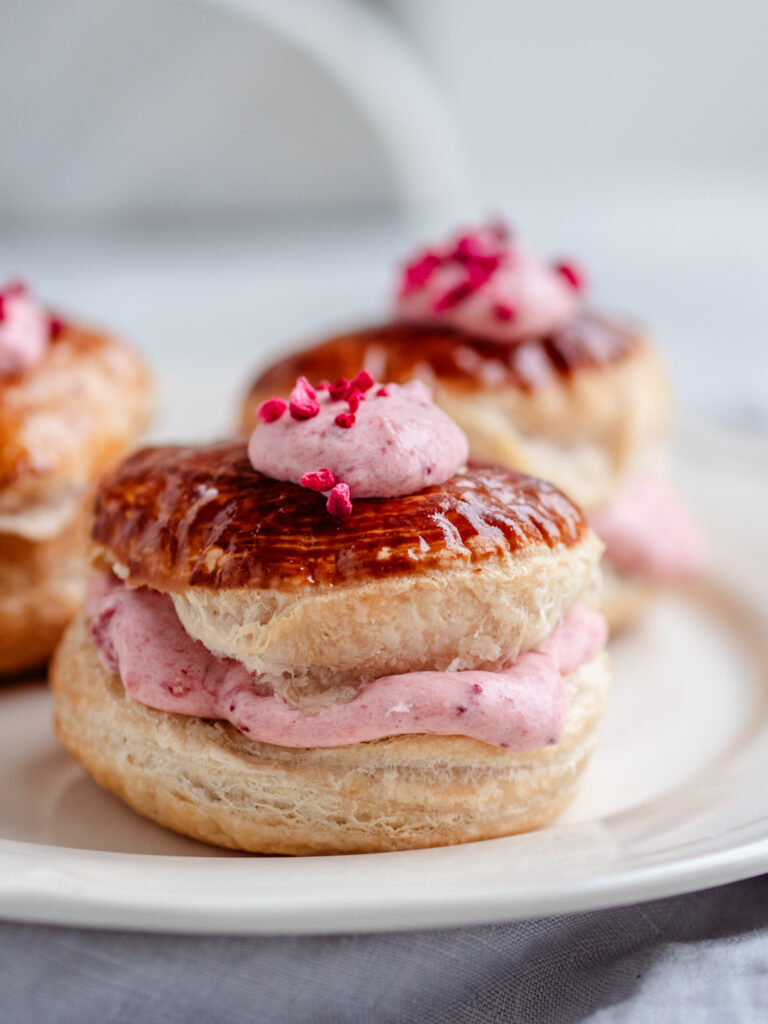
[243,316,671,515]
[240,223,702,630]
[51,409,610,854]
[0,281,152,673]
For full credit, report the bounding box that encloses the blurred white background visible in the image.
[384,0,768,193]
[0,0,766,438]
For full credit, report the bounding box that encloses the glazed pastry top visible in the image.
[92,440,588,592]
[243,312,642,422]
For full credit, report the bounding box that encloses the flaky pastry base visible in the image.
[51,613,610,855]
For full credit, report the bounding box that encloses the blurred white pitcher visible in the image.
[0,0,468,223]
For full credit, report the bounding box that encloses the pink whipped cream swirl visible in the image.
[395,221,585,343]
[0,281,52,377]
[248,377,468,515]
[87,575,607,751]
[589,478,704,581]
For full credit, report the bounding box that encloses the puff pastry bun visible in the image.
[51,441,609,853]
[1,320,151,673]
[240,317,677,629]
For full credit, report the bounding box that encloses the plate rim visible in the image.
[0,828,767,934]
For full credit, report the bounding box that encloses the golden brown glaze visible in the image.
[0,323,152,495]
[242,311,642,429]
[92,441,587,592]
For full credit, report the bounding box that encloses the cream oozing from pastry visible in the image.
[248,380,468,499]
[0,283,49,376]
[395,223,582,343]
[87,575,607,750]
[589,478,704,581]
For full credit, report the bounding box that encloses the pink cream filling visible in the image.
[0,282,49,376]
[248,380,468,499]
[87,576,607,751]
[589,478,704,581]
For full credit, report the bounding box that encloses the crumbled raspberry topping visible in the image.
[257,375,400,517]
[553,261,586,291]
[399,221,510,313]
[328,371,373,406]
[257,396,288,423]
[289,376,320,420]
[350,369,374,393]
[433,280,475,313]
[47,315,66,339]
[400,250,441,296]
[329,377,351,401]
[300,467,337,491]
[347,390,362,413]
[452,235,486,263]
[495,301,517,322]
[326,482,352,517]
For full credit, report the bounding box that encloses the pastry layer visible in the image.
[169,535,600,698]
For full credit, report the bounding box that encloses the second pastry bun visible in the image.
[0,320,153,674]
[240,317,672,513]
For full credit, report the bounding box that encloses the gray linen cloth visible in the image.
[2,875,767,1023]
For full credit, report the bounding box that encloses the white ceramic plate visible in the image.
[0,426,766,934]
